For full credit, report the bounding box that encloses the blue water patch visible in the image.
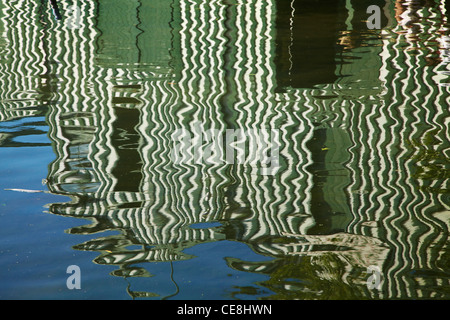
[189,222,222,229]
[0,145,126,299]
[120,241,275,300]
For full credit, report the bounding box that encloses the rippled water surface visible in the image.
[1,0,449,300]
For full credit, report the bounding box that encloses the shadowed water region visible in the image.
[0,0,449,300]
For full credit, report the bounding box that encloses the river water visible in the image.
[0,0,449,300]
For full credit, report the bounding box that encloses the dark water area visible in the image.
[0,0,449,300]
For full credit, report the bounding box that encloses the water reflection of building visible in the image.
[44,0,325,271]
[0,0,448,299]
[315,0,450,299]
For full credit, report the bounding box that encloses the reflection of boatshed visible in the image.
[40,0,326,268]
[0,0,448,299]
[44,0,313,253]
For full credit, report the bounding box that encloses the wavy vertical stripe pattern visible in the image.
[0,0,448,299]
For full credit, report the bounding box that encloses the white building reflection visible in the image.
[0,0,448,299]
